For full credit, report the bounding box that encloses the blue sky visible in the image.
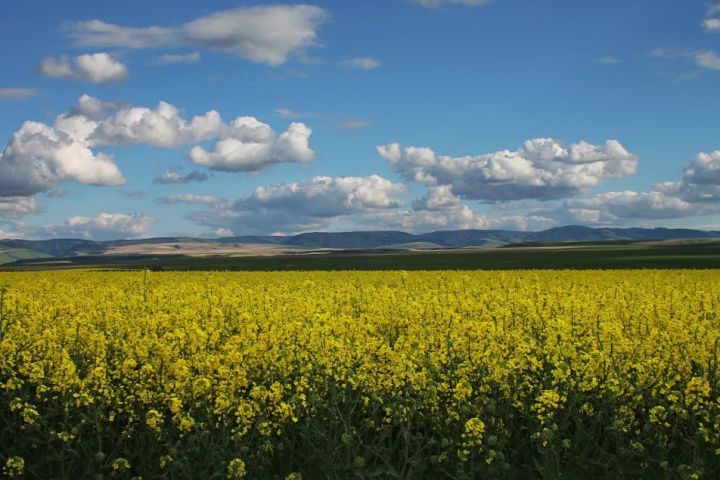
[1,0,720,239]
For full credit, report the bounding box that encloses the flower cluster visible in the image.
[0,269,719,478]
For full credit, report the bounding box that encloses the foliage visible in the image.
[0,270,719,479]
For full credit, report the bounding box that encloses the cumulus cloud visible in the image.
[683,150,720,185]
[339,57,380,69]
[696,51,720,70]
[375,209,555,233]
[0,88,39,100]
[381,185,554,232]
[412,185,461,210]
[558,191,699,224]
[0,197,41,219]
[152,52,200,65]
[157,193,221,205]
[40,53,128,84]
[66,5,329,66]
[67,94,126,119]
[189,175,406,234]
[0,120,126,196]
[543,150,720,225]
[87,101,223,148]
[153,169,208,184]
[37,212,153,240]
[0,95,315,196]
[679,150,720,202]
[189,121,314,172]
[378,138,638,202]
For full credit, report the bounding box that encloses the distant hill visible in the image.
[1,225,719,264]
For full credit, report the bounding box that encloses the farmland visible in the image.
[1,270,719,478]
[3,240,720,271]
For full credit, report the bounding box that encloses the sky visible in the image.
[1,0,720,240]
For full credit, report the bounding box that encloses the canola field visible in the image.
[1,270,719,479]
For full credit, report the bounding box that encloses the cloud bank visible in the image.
[0,95,314,197]
[378,138,638,201]
[66,5,329,66]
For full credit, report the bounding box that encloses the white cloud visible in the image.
[39,212,154,240]
[410,0,492,7]
[594,56,622,64]
[65,20,173,48]
[650,48,720,72]
[153,170,208,184]
[152,52,201,65]
[157,193,221,205]
[704,18,720,31]
[412,185,460,210]
[0,196,40,219]
[649,47,696,59]
[540,149,720,225]
[339,57,380,70]
[68,94,126,119]
[378,138,638,201]
[386,185,555,232]
[704,1,720,31]
[369,200,555,233]
[683,150,720,185]
[0,95,315,196]
[678,150,720,202]
[189,175,406,234]
[67,5,329,66]
[40,53,128,84]
[88,101,223,148]
[0,88,39,100]
[189,121,314,172]
[696,51,720,70]
[559,191,699,224]
[274,108,318,119]
[0,120,126,196]
[339,119,372,129]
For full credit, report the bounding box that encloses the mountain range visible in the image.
[1,225,719,265]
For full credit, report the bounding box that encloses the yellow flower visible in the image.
[227,458,246,479]
[3,457,24,478]
[112,457,131,471]
[145,409,164,432]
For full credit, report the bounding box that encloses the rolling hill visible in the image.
[1,225,719,265]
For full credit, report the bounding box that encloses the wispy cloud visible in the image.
[273,108,320,120]
[339,119,373,129]
[65,5,329,66]
[339,57,380,70]
[0,87,39,100]
[274,108,372,129]
[410,0,492,7]
[696,51,720,70]
[151,52,201,65]
[650,47,720,72]
[153,170,208,184]
[594,56,622,65]
[157,193,222,205]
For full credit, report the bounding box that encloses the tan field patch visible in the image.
[103,242,299,256]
